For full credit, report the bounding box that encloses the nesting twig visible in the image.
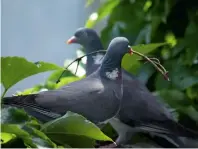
[56,50,106,83]
[75,60,80,75]
[133,50,170,81]
[56,48,170,83]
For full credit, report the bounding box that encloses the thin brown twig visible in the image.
[132,50,170,81]
[138,58,160,64]
[153,61,167,74]
[56,48,170,83]
[56,50,106,83]
[141,58,167,74]
[75,60,80,75]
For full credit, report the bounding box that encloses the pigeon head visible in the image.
[100,37,132,80]
[67,28,103,52]
[106,37,131,58]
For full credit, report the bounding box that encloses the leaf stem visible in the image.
[1,88,8,100]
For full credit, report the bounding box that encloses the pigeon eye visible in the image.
[128,45,131,49]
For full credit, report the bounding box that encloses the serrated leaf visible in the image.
[1,56,62,90]
[85,0,120,28]
[41,111,113,146]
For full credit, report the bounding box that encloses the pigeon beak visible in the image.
[128,46,133,55]
[66,36,77,44]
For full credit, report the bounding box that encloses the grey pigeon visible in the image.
[67,27,198,147]
[3,37,133,125]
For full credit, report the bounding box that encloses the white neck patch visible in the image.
[92,53,104,65]
[105,68,119,80]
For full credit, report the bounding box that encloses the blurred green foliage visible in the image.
[1,0,198,148]
[86,0,198,126]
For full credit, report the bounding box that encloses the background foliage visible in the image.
[86,0,198,127]
[1,0,198,148]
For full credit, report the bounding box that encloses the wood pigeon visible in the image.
[3,37,133,125]
[67,27,198,148]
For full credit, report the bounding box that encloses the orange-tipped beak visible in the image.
[129,48,133,55]
[66,36,77,44]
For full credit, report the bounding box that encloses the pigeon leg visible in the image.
[100,118,137,148]
[112,118,138,145]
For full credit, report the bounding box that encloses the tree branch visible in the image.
[56,50,106,83]
[56,48,170,83]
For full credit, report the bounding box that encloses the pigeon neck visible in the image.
[99,55,122,81]
[85,42,104,76]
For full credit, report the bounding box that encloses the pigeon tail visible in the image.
[2,95,61,122]
[128,120,198,139]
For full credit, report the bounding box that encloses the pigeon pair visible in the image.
[67,28,198,147]
[2,37,132,130]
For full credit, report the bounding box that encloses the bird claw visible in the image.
[99,142,117,148]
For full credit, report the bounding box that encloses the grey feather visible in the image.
[36,72,121,123]
[3,37,131,127]
[70,27,198,147]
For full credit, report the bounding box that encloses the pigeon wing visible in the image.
[36,76,120,123]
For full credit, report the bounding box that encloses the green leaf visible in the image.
[1,107,57,147]
[44,69,80,89]
[157,89,198,122]
[122,43,166,74]
[47,69,74,83]
[182,20,198,65]
[1,124,36,147]
[85,0,120,28]
[55,76,83,89]
[1,56,62,90]
[137,63,155,84]
[22,125,57,148]
[1,107,30,124]
[155,60,198,90]
[171,66,198,90]
[1,125,30,137]
[47,134,95,148]
[13,84,44,95]
[171,39,185,57]
[181,106,198,122]
[1,124,57,148]
[41,111,113,147]
[186,85,198,101]
[1,132,16,144]
[158,89,190,108]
